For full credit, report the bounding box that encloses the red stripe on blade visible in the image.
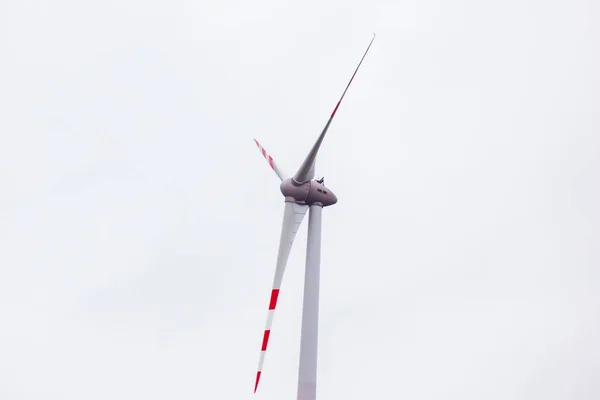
[261,330,271,351]
[330,101,341,118]
[268,155,275,169]
[254,371,261,393]
[269,289,280,310]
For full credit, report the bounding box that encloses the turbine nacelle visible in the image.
[280,178,338,207]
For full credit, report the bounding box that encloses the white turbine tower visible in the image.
[252,35,376,400]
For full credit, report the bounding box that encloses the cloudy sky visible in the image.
[1,0,599,399]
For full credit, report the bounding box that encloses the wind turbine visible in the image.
[252,34,376,400]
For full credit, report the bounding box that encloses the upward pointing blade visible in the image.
[293,33,376,184]
[254,200,309,393]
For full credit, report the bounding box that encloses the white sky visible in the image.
[1,0,599,399]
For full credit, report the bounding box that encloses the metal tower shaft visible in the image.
[297,204,323,400]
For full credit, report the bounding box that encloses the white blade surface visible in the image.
[254,200,308,393]
[297,205,323,400]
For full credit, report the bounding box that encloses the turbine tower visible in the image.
[252,35,375,400]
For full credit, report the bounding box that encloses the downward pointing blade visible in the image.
[293,34,376,184]
[254,200,309,393]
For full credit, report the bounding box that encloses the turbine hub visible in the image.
[280,178,337,207]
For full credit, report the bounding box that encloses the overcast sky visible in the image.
[1,0,599,399]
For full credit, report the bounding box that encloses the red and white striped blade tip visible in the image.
[254,287,281,393]
[253,138,284,180]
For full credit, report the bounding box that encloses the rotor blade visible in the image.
[254,200,309,393]
[293,33,376,184]
[254,138,287,181]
